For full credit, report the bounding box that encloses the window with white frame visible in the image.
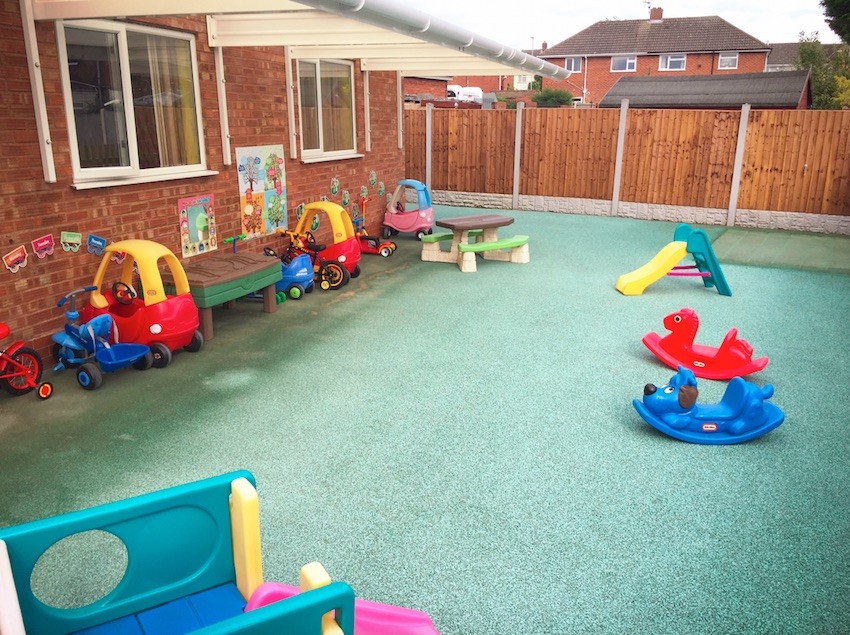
[298,59,356,159]
[718,52,739,69]
[57,21,205,184]
[564,57,582,73]
[659,54,687,71]
[611,56,637,72]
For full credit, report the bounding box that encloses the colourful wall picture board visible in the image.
[31,234,55,259]
[179,194,217,258]
[60,231,82,252]
[235,144,286,238]
[3,245,28,273]
[87,234,107,255]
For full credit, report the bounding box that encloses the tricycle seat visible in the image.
[95,343,150,372]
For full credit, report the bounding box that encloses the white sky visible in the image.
[403,0,842,51]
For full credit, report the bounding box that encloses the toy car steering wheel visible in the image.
[112,281,137,305]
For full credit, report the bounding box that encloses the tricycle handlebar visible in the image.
[57,285,98,307]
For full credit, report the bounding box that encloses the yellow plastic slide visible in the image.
[615,241,688,296]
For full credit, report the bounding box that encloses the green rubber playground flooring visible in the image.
[1,209,848,635]
[711,227,850,274]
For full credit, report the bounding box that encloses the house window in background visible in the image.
[611,56,637,72]
[718,52,739,69]
[564,57,582,73]
[659,54,687,70]
[58,21,204,183]
[298,59,356,159]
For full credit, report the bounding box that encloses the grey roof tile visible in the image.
[543,16,769,57]
[598,70,811,108]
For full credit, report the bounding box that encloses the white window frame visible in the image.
[659,54,687,71]
[56,20,208,186]
[611,56,637,72]
[564,57,582,73]
[718,52,739,70]
[297,58,359,162]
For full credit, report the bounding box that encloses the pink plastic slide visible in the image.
[245,582,439,635]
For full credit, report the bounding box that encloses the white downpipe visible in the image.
[425,102,432,190]
[214,46,231,165]
[363,70,371,153]
[610,99,629,216]
[512,101,524,209]
[21,0,56,182]
[284,46,298,160]
[397,71,403,149]
[727,103,751,227]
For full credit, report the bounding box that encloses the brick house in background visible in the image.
[540,7,771,105]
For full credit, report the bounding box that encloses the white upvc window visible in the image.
[298,59,357,161]
[611,56,637,72]
[718,52,739,69]
[564,57,582,73]
[57,20,207,185]
[659,54,687,71]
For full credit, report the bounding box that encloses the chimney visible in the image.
[649,6,663,22]
[541,41,548,51]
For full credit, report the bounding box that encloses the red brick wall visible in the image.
[403,77,448,99]
[543,52,768,104]
[0,6,403,358]
[449,76,507,92]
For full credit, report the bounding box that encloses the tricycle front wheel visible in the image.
[76,363,103,391]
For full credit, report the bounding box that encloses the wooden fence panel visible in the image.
[404,106,849,216]
[521,108,619,199]
[738,109,850,215]
[619,109,739,208]
[403,109,426,182]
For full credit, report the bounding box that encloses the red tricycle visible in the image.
[0,322,53,399]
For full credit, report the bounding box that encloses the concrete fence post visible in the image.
[425,103,433,191]
[610,99,629,216]
[512,101,524,210]
[727,103,751,227]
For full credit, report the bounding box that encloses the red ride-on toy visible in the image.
[354,197,396,257]
[80,239,203,368]
[293,201,361,279]
[0,322,53,399]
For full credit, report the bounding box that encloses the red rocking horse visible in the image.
[642,308,769,380]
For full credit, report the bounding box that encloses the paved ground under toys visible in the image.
[1,209,849,635]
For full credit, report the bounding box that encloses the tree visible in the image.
[821,0,850,44]
[531,88,574,108]
[797,32,840,108]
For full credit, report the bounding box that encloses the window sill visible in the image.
[71,169,219,190]
[300,153,365,165]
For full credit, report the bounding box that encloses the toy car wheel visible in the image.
[380,225,391,238]
[288,285,304,300]
[380,246,392,257]
[324,262,349,290]
[133,351,154,370]
[76,362,103,391]
[1,346,43,396]
[37,382,53,399]
[415,230,427,240]
[150,343,172,368]
[305,282,314,293]
[350,265,361,279]
[184,330,204,353]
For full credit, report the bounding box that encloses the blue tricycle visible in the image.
[52,286,153,390]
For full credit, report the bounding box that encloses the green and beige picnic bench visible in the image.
[420,214,530,273]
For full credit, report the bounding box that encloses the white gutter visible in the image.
[293,0,571,79]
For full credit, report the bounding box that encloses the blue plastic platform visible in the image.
[74,584,246,635]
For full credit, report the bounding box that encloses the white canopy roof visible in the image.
[30,0,570,78]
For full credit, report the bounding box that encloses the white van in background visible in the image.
[447,84,483,103]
